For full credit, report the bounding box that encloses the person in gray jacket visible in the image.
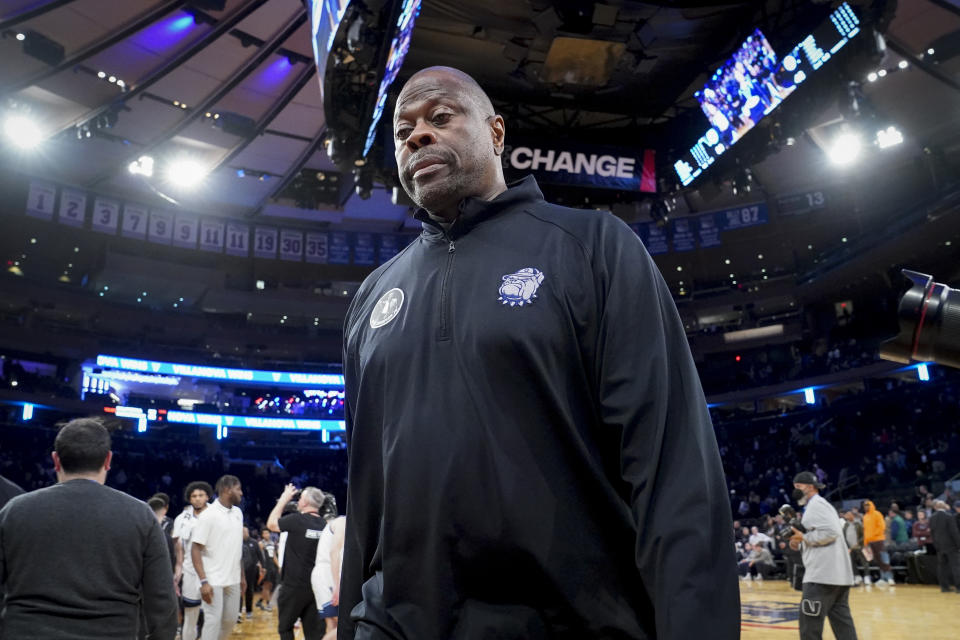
[789,471,857,640]
[0,418,178,639]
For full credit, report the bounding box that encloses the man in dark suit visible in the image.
[930,500,960,593]
[0,474,23,511]
[0,418,178,638]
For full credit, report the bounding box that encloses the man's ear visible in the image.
[52,451,62,473]
[489,114,505,156]
[103,450,113,472]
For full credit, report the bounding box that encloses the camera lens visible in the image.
[880,270,960,369]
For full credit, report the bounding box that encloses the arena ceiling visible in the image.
[0,0,959,314]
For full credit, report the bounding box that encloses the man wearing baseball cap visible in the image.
[789,471,858,640]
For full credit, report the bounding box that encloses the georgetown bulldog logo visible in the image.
[498,268,544,307]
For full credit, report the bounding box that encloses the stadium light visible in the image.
[804,388,816,404]
[165,157,208,188]
[4,115,43,149]
[876,126,903,149]
[827,132,862,166]
[917,363,930,382]
[22,403,34,421]
[128,155,154,177]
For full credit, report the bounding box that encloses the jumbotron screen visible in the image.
[309,0,351,104]
[673,2,860,186]
[695,29,796,149]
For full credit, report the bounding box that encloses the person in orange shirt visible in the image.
[862,500,895,585]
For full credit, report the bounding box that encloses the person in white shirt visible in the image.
[173,480,212,640]
[789,471,857,640]
[749,525,773,550]
[312,513,346,640]
[191,475,245,640]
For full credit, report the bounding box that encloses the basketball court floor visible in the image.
[232,580,960,639]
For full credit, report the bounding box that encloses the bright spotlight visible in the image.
[165,158,208,188]
[827,132,862,166]
[898,60,908,69]
[4,115,43,149]
[876,126,903,149]
[867,72,878,82]
[15,33,25,41]
[128,155,154,177]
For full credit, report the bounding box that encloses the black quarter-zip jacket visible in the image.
[339,176,738,640]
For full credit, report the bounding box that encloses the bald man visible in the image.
[340,67,738,639]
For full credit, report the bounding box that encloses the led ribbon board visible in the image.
[166,410,345,431]
[309,0,352,104]
[363,0,422,156]
[95,355,344,387]
[673,2,860,186]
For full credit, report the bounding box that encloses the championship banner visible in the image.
[503,137,656,193]
[671,218,696,252]
[697,213,722,248]
[353,232,376,266]
[378,234,401,264]
[329,231,351,265]
[631,222,669,255]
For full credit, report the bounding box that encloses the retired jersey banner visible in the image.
[92,197,120,235]
[58,189,86,227]
[26,181,56,220]
[503,138,655,193]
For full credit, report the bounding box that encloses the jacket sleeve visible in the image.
[591,218,739,639]
[338,292,380,640]
[141,514,178,639]
[801,501,841,547]
[949,513,960,549]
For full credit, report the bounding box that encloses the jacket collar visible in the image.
[414,175,543,240]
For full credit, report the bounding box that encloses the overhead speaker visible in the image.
[187,0,226,10]
[21,29,65,66]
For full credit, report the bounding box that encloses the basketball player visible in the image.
[191,475,245,640]
[174,480,213,640]
[257,527,279,610]
[339,66,738,638]
[312,512,346,640]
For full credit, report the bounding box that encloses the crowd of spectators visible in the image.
[0,421,347,534]
[734,497,960,585]
[700,337,879,396]
[718,373,960,521]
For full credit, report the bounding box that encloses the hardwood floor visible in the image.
[228,580,960,639]
[740,579,960,639]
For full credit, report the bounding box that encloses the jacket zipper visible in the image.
[437,237,456,341]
